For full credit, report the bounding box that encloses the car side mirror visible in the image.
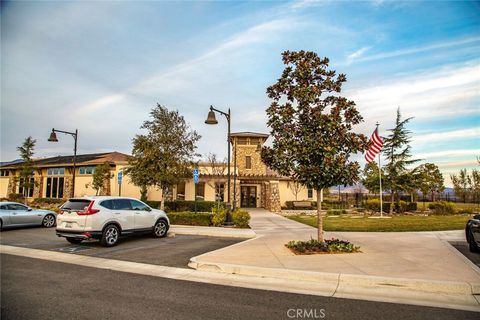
[27,208,32,211]
[145,207,152,212]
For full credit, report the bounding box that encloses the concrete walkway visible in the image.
[190,208,480,284]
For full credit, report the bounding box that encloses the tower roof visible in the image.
[230,132,269,138]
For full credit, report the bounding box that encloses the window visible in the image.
[112,199,132,210]
[195,182,205,201]
[61,199,91,211]
[18,177,34,198]
[237,138,248,145]
[245,156,252,169]
[130,200,150,211]
[0,205,6,210]
[47,167,65,175]
[176,182,186,200]
[7,203,28,210]
[308,188,313,199]
[0,170,9,177]
[79,166,96,175]
[45,177,64,198]
[215,183,225,202]
[99,200,113,209]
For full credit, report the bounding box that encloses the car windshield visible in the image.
[62,199,91,211]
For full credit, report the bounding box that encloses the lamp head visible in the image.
[205,109,218,125]
[48,129,58,142]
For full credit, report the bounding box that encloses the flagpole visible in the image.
[376,122,383,217]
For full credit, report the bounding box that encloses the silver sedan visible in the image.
[0,201,57,230]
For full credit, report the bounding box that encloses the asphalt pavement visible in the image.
[2,254,478,320]
[0,226,242,268]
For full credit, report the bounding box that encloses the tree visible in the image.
[415,163,444,209]
[471,169,480,205]
[261,50,368,242]
[382,108,418,214]
[288,180,303,201]
[361,161,384,194]
[126,104,201,210]
[451,169,471,203]
[17,136,37,203]
[204,153,227,203]
[86,162,114,196]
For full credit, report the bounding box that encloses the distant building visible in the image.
[0,132,317,212]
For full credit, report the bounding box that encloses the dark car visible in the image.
[465,214,480,253]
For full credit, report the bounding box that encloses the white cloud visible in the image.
[346,46,371,65]
[350,36,480,64]
[415,149,480,160]
[414,128,480,144]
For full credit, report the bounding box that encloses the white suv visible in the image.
[56,196,170,247]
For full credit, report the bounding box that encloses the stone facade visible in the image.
[6,177,17,196]
[233,141,267,176]
[64,176,74,199]
[269,181,282,213]
[33,175,44,199]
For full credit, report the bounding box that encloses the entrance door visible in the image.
[241,186,257,208]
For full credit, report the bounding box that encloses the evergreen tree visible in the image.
[17,136,36,203]
[382,108,418,214]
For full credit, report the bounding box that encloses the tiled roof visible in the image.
[0,152,130,169]
[230,132,269,138]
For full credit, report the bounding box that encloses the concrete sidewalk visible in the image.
[189,208,480,310]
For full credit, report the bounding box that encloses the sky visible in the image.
[1,0,479,187]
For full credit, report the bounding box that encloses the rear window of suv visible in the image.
[62,199,91,211]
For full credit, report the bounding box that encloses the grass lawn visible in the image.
[288,214,472,232]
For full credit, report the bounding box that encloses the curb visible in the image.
[170,225,256,239]
[188,257,479,295]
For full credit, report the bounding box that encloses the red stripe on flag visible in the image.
[364,128,383,163]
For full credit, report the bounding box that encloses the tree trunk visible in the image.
[160,188,166,211]
[389,191,394,214]
[317,189,324,242]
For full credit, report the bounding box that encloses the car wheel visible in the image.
[468,230,480,253]
[42,214,56,228]
[153,219,168,238]
[100,224,120,247]
[66,238,83,244]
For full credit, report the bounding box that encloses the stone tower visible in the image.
[230,132,269,176]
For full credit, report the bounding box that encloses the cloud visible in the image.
[346,46,371,65]
[414,128,480,144]
[349,36,480,64]
[415,149,480,160]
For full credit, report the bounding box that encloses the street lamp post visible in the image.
[48,128,78,198]
[205,106,234,224]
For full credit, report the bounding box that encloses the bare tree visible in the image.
[204,153,227,202]
[288,180,303,201]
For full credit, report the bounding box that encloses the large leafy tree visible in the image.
[127,104,201,209]
[382,108,418,214]
[415,163,444,209]
[261,51,368,242]
[17,136,37,203]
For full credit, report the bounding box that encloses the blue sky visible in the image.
[1,0,479,186]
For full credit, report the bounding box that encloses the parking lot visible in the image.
[0,226,243,268]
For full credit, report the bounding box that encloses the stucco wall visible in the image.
[278,181,316,206]
[0,177,9,198]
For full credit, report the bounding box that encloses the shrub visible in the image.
[232,209,250,228]
[166,211,212,226]
[8,193,24,202]
[364,199,415,213]
[286,238,360,254]
[31,198,64,205]
[211,205,227,227]
[327,209,346,215]
[147,200,223,213]
[406,202,418,212]
[428,201,456,215]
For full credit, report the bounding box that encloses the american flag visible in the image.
[365,128,383,163]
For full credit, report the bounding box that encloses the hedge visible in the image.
[147,200,225,213]
[31,198,65,205]
[428,201,456,215]
[166,212,212,226]
[365,199,417,213]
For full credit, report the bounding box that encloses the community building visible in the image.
[0,132,317,212]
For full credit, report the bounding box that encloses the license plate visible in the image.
[65,223,72,228]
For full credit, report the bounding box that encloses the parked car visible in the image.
[0,201,56,230]
[465,214,480,253]
[56,196,170,247]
